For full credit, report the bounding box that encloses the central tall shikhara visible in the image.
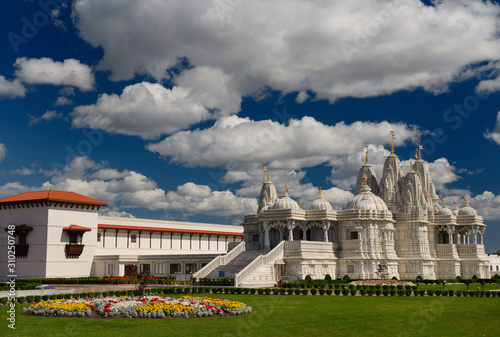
[242,133,490,281]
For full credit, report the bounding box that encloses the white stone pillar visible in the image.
[322,221,330,242]
[264,225,270,251]
[278,227,284,243]
[287,221,295,241]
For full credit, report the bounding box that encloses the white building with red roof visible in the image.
[0,190,243,280]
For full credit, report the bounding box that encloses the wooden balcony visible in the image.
[15,244,29,258]
[65,244,84,258]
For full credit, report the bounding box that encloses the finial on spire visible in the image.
[319,186,322,196]
[263,162,267,183]
[463,195,468,205]
[418,140,422,160]
[453,198,457,209]
[390,131,395,154]
[267,172,270,181]
[365,145,369,164]
[410,161,413,170]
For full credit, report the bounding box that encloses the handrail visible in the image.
[235,241,284,286]
[193,241,245,279]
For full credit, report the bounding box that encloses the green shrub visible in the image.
[34,295,41,302]
[350,289,357,296]
[419,290,426,296]
[305,275,313,283]
[279,288,286,295]
[318,289,325,295]
[390,290,396,296]
[405,289,412,296]
[310,289,317,295]
[356,285,362,290]
[42,295,49,301]
[427,290,434,296]
[324,274,333,283]
[264,289,272,295]
[326,289,333,295]
[301,289,309,296]
[26,295,35,303]
[397,290,404,296]
[0,298,7,305]
[375,284,382,290]
[334,289,341,295]
[341,289,349,296]
[485,291,492,297]
[435,290,442,296]
[16,296,25,304]
[348,284,354,290]
[360,289,367,296]
[367,289,374,296]
[397,285,403,290]
[272,289,280,295]
[257,289,264,295]
[455,290,462,297]
[375,290,382,296]
[342,275,351,282]
[328,284,335,290]
[382,285,389,290]
[382,290,389,296]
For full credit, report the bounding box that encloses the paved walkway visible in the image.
[0,284,152,298]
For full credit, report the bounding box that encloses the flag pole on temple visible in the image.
[390,131,395,154]
[365,145,369,164]
[418,140,423,160]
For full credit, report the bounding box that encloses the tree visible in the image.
[489,249,500,256]
[376,265,389,279]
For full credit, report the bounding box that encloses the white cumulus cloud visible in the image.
[71,82,211,139]
[14,57,95,91]
[0,143,6,162]
[484,111,500,145]
[73,0,500,105]
[0,76,26,98]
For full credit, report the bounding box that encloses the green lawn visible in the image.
[1,295,499,337]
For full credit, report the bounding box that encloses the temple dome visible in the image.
[458,204,477,216]
[438,206,453,216]
[309,193,332,211]
[345,185,389,211]
[269,191,300,210]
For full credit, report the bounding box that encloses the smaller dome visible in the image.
[345,185,389,211]
[438,206,453,216]
[269,191,300,210]
[309,195,332,211]
[458,204,477,216]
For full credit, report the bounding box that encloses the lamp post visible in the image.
[465,280,470,289]
[442,280,446,289]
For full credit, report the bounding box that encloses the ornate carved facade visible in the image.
[242,145,490,280]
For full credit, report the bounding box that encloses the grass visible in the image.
[1,294,499,337]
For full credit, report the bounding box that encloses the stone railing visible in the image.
[193,241,245,279]
[342,240,361,252]
[457,244,485,255]
[435,244,453,254]
[235,241,284,286]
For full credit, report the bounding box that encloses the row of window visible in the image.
[490,265,499,271]
[107,263,202,276]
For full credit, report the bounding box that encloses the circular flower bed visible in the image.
[23,296,252,319]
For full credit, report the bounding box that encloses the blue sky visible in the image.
[0,0,499,252]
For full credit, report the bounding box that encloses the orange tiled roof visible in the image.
[63,224,92,231]
[0,190,108,206]
[98,224,243,236]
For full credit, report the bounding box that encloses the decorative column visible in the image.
[472,227,478,244]
[478,228,484,244]
[322,221,330,242]
[301,225,308,241]
[278,226,284,243]
[287,221,295,241]
[447,226,455,244]
[264,222,270,251]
